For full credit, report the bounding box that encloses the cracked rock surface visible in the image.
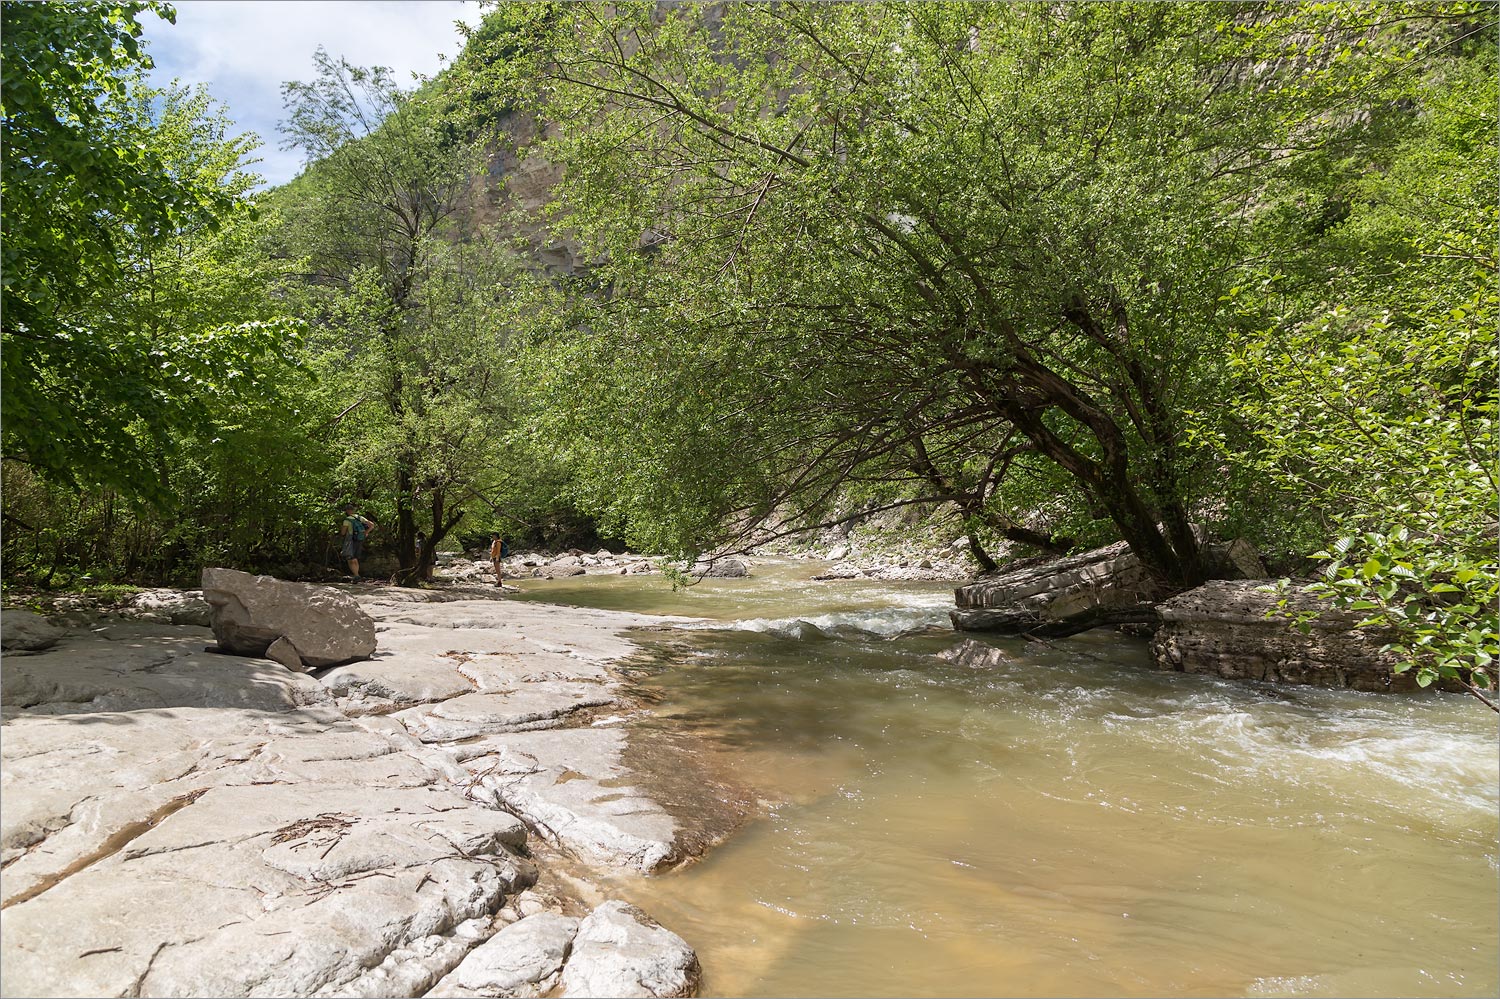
[1,588,732,998]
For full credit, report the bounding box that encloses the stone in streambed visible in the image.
[202,567,376,668]
[559,901,700,999]
[951,541,1167,635]
[692,558,748,578]
[939,639,1014,669]
[1150,579,1457,692]
[533,564,586,579]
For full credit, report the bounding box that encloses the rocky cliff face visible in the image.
[469,111,579,273]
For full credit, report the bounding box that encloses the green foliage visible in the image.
[278,51,543,580]
[1218,29,1498,691]
[2,2,301,503]
[494,1,1473,582]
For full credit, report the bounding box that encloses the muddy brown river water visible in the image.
[511,560,1498,998]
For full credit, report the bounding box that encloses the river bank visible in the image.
[1,582,741,997]
[5,561,1496,998]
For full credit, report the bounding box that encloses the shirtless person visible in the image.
[490,534,505,589]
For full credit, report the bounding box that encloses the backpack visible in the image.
[347,515,367,542]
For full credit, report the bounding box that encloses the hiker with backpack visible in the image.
[341,503,376,583]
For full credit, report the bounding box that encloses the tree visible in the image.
[493,1,1446,582]
[1214,19,1498,702]
[1,1,297,503]
[279,50,512,583]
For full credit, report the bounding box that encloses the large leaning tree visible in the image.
[480,0,1479,587]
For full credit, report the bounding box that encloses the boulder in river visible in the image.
[939,638,1015,669]
[1150,579,1456,692]
[951,536,1269,637]
[201,567,376,669]
[534,564,586,579]
[694,558,749,578]
[951,541,1167,635]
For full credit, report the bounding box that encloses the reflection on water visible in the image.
[512,560,1500,998]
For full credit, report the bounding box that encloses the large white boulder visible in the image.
[201,568,376,669]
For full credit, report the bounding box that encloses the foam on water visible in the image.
[683,586,956,639]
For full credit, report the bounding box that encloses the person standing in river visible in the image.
[341,503,376,583]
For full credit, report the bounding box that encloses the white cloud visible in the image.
[142,0,482,187]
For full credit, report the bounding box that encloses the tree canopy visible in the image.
[1,0,299,503]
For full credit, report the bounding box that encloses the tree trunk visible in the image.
[394,465,417,586]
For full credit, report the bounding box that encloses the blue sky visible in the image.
[141,1,482,188]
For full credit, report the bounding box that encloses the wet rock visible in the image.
[1150,579,1454,692]
[693,558,749,578]
[202,567,376,668]
[939,639,1014,669]
[465,729,680,872]
[559,901,700,999]
[1,609,63,652]
[951,541,1167,636]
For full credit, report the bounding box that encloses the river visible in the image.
[510,558,1499,998]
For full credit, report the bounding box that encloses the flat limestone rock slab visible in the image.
[1150,578,1448,692]
[0,773,533,999]
[362,597,700,664]
[395,686,618,743]
[2,584,712,997]
[1,625,330,713]
[319,651,476,708]
[466,729,680,872]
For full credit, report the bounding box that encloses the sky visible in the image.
[141,1,483,188]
